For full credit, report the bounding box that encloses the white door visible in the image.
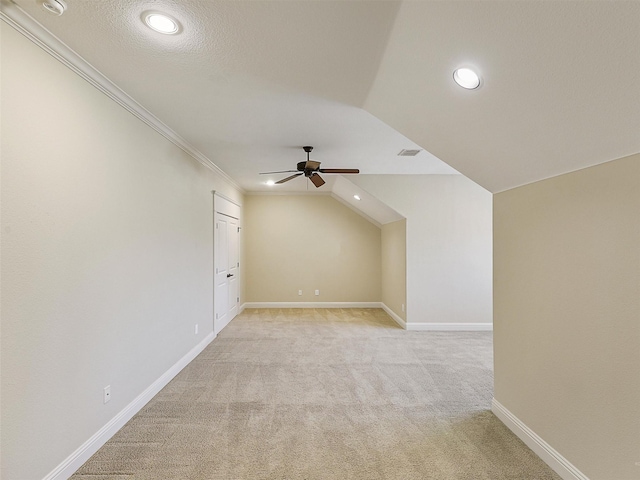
[214,213,239,334]
[228,217,239,320]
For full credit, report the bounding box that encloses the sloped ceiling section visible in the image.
[6,0,639,195]
[364,1,640,193]
[331,176,404,227]
[8,0,457,193]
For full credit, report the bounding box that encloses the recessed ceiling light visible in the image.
[353,195,361,201]
[40,0,66,16]
[144,12,180,35]
[265,180,275,186]
[453,68,481,89]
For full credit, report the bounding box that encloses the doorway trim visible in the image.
[212,191,241,335]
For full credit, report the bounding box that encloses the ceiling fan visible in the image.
[260,146,359,188]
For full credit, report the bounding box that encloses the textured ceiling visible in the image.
[365,1,640,192]
[6,0,640,194]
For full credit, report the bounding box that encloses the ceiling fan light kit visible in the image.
[260,146,359,188]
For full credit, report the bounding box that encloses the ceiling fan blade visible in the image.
[305,160,321,170]
[309,173,325,188]
[276,173,303,184]
[318,168,360,174]
[259,170,298,175]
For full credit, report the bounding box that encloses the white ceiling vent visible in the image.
[397,149,421,157]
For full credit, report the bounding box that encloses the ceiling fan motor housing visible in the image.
[297,161,320,177]
[260,145,357,187]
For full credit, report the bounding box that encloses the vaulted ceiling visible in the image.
[6,0,640,193]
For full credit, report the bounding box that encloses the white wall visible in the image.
[244,195,381,303]
[381,219,406,322]
[494,153,640,479]
[351,175,492,326]
[1,24,243,479]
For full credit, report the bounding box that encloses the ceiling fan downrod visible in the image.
[303,145,313,163]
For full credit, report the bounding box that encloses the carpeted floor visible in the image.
[71,308,561,479]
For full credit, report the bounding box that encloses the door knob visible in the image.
[227,274,234,278]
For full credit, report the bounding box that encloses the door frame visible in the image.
[213,192,241,335]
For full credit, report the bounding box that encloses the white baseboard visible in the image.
[241,304,490,332]
[405,322,493,331]
[243,302,382,309]
[380,303,406,329]
[239,302,247,314]
[44,332,216,480]
[492,399,589,480]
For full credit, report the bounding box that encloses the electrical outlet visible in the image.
[315,290,319,296]
[195,324,198,335]
[103,385,111,404]
[402,304,405,312]
[298,290,302,296]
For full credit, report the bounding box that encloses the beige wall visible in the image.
[494,154,640,479]
[1,24,243,479]
[352,175,493,326]
[244,195,381,303]
[381,219,406,321]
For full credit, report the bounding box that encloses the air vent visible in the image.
[397,149,421,157]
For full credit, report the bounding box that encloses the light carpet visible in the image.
[71,308,561,479]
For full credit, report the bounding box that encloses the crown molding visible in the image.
[0,2,244,194]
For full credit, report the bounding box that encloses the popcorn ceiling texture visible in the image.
[11,0,640,193]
